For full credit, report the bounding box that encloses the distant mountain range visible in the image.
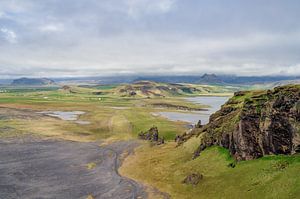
[11,78,55,86]
[133,74,300,85]
[1,74,299,86]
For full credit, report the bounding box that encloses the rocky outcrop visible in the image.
[195,120,203,128]
[182,173,203,185]
[138,126,165,145]
[192,85,300,161]
[175,120,203,145]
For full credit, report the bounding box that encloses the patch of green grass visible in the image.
[86,162,97,170]
[121,142,300,199]
[93,85,118,90]
[0,86,60,93]
[215,146,234,161]
[122,107,185,140]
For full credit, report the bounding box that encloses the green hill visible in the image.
[114,81,236,97]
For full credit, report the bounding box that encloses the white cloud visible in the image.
[0,12,6,18]
[0,28,17,43]
[126,0,175,17]
[39,23,64,32]
[152,0,175,13]
[281,64,300,75]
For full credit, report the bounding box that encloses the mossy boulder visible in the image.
[182,173,203,185]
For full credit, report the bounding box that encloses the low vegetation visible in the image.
[120,141,300,199]
[0,83,204,141]
[1,83,300,199]
[113,81,236,97]
[120,84,300,199]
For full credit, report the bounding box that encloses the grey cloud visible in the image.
[0,0,299,77]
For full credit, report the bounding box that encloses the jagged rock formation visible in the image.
[195,120,203,128]
[190,85,300,161]
[138,126,165,145]
[175,120,202,145]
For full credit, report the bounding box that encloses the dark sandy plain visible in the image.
[0,137,147,199]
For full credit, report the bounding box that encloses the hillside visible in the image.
[121,84,300,199]
[184,84,300,161]
[114,81,236,97]
[11,78,55,86]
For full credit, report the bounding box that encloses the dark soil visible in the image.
[0,138,147,199]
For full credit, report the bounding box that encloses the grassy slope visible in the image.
[113,81,236,97]
[120,84,300,199]
[120,141,300,199]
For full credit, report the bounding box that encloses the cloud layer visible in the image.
[0,0,300,77]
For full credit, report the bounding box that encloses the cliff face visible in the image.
[193,85,300,161]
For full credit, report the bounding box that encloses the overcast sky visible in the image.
[0,0,300,78]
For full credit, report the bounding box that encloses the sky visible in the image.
[0,0,300,78]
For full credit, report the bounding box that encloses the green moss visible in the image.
[88,85,118,91]
[86,162,97,170]
[215,146,234,162]
[296,101,300,110]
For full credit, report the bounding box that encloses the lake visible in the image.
[39,111,91,125]
[154,96,229,125]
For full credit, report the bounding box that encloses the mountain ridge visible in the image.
[11,78,55,86]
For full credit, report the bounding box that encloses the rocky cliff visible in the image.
[189,85,300,161]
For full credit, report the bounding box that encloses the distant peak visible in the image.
[199,73,222,83]
[201,73,218,78]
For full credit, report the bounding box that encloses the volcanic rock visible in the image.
[138,126,165,145]
[182,173,203,185]
[191,85,300,161]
